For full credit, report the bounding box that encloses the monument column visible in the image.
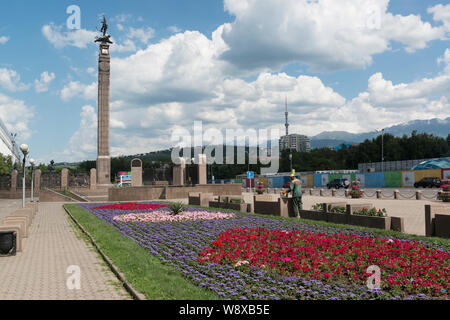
[95,17,113,186]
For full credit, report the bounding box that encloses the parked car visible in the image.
[414,177,441,188]
[326,179,350,189]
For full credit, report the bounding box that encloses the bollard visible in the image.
[376,190,382,199]
[416,191,422,200]
[320,189,324,197]
[332,189,336,197]
[394,190,400,200]
[345,190,350,197]
[309,189,313,196]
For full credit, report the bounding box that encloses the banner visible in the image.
[402,171,415,187]
[321,174,329,187]
[384,171,402,188]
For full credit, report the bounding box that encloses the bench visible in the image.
[0,226,22,253]
[2,217,28,238]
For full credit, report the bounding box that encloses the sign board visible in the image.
[247,171,254,179]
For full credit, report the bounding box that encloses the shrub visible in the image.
[312,203,324,211]
[354,207,387,217]
[329,206,346,214]
[169,202,184,215]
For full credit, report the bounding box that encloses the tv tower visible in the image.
[285,97,289,137]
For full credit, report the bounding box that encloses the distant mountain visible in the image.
[310,117,449,149]
[310,139,357,149]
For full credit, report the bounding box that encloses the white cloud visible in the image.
[218,0,446,72]
[110,38,137,53]
[0,36,9,44]
[438,49,450,73]
[86,67,96,75]
[42,23,98,49]
[55,105,97,161]
[0,68,29,92]
[168,26,182,33]
[428,4,450,31]
[56,2,450,161]
[0,93,34,140]
[128,27,155,44]
[60,81,97,101]
[34,71,55,93]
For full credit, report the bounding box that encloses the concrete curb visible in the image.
[63,205,146,300]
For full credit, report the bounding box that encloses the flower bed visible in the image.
[93,202,169,211]
[354,207,387,217]
[438,180,450,202]
[198,228,449,296]
[113,210,236,223]
[79,202,450,300]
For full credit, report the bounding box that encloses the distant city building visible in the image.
[279,98,311,153]
[279,134,311,153]
[0,117,20,163]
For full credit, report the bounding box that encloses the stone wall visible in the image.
[109,184,242,202]
[425,204,450,238]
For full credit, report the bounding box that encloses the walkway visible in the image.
[0,201,131,300]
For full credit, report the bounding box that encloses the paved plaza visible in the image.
[0,200,130,300]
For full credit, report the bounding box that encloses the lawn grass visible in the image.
[63,203,219,300]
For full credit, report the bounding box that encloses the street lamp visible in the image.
[376,129,385,172]
[19,144,29,208]
[29,158,35,202]
[289,153,293,173]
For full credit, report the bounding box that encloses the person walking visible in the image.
[283,174,303,218]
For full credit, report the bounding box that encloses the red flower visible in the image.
[197,228,450,297]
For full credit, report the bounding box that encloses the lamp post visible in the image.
[382,129,384,172]
[289,153,293,173]
[19,144,29,208]
[375,129,385,172]
[191,158,195,186]
[29,158,35,202]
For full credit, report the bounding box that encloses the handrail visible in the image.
[43,187,78,202]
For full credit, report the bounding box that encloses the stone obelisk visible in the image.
[95,17,113,186]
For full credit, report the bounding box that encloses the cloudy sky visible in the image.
[0,0,450,164]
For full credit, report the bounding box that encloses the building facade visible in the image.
[0,118,20,163]
[279,134,311,153]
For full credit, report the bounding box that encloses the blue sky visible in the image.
[0,0,449,164]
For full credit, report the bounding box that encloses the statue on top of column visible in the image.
[95,16,113,44]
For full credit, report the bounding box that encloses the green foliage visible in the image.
[329,206,346,214]
[312,203,346,213]
[0,153,13,175]
[312,203,324,211]
[169,202,184,215]
[354,207,387,217]
[70,131,450,180]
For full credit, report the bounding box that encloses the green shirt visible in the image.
[286,179,302,197]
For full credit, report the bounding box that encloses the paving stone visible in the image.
[0,200,131,300]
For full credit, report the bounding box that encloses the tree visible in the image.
[0,153,13,175]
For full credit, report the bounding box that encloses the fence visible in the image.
[68,173,89,187]
[40,172,61,189]
[358,159,426,172]
[0,174,11,190]
[142,167,173,185]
